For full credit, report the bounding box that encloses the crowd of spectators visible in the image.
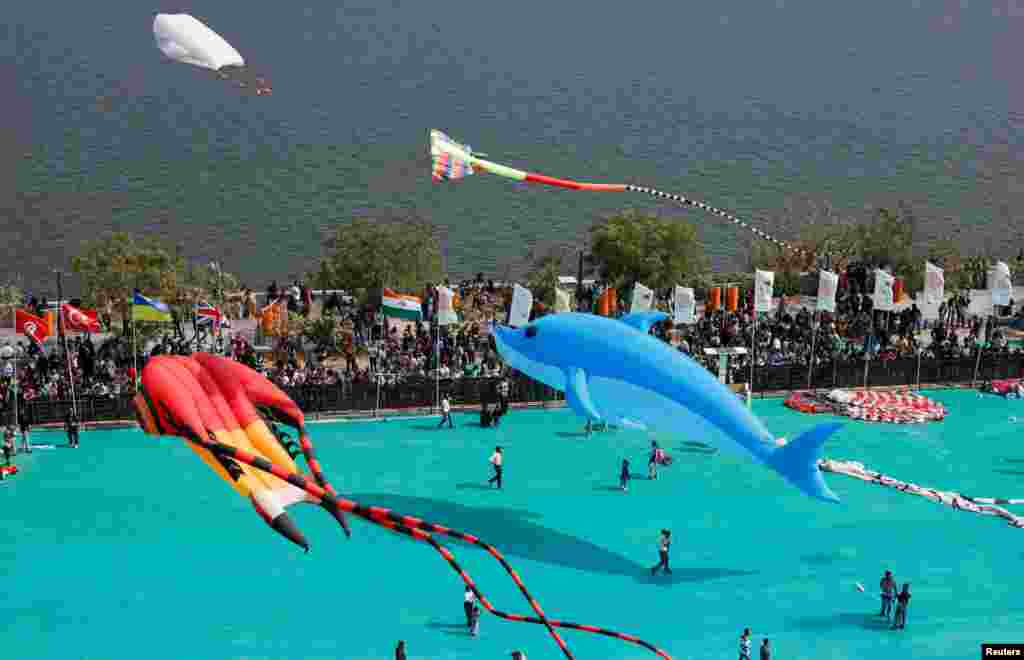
[0,335,138,419]
[5,270,1024,419]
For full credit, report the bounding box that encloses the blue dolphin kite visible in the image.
[492,312,842,502]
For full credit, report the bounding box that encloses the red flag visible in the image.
[15,308,52,347]
[61,303,101,333]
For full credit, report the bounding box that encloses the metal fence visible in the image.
[7,354,1024,427]
[729,353,1024,392]
[6,373,564,426]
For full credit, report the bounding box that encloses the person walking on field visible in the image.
[18,417,31,454]
[437,395,454,429]
[2,427,14,466]
[891,583,911,630]
[739,628,752,660]
[648,440,660,480]
[463,586,476,628]
[650,529,671,576]
[488,446,503,489]
[619,459,631,492]
[879,570,896,620]
[394,640,406,660]
[759,638,771,660]
[65,410,80,449]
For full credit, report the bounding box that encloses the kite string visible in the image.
[198,436,673,660]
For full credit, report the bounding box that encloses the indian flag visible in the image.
[382,288,422,321]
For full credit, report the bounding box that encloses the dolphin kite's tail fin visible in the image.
[770,422,843,503]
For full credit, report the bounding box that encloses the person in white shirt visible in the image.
[437,395,454,429]
[463,586,476,627]
[487,446,503,489]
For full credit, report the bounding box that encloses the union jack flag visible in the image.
[196,303,230,329]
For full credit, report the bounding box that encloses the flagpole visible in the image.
[12,347,19,432]
[131,294,139,391]
[56,271,78,421]
[972,314,987,388]
[863,309,873,390]
[374,278,384,418]
[750,307,757,396]
[807,310,819,390]
[921,345,929,390]
[435,320,440,413]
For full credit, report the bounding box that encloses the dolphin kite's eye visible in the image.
[525,326,538,338]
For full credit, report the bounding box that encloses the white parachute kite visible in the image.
[153,14,271,94]
[153,14,244,70]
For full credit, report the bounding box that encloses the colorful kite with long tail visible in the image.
[134,353,672,660]
[430,129,803,254]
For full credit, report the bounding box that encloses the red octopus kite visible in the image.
[133,353,672,660]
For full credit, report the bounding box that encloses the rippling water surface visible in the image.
[4,1,1024,291]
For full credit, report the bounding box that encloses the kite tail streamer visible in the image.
[820,458,1024,528]
[195,435,673,660]
[429,129,808,256]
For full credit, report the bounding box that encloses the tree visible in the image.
[316,211,443,295]
[302,317,338,354]
[188,262,241,303]
[0,283,22,306]
[853,204,917,272]
[589,210,707,290]
[525,248,565,308]
[71,232,185,329]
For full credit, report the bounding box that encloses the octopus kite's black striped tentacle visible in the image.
[195,436,673,660]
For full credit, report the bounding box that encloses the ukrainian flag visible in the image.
[132,292,173,322]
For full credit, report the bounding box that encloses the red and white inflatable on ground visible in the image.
[839,390,946,424]
[786,389,947,424]
[0,465,18,479]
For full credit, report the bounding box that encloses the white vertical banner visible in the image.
[554,287,572,313]
[991,261,1012,307]
[816,270,838,313]
[508,284,533,327]
[924,261,945,305]
[435,286,459,325]
[631,283,654,313]
[873,269,895,311]
[673,286,696,324]
[754,270,774,313]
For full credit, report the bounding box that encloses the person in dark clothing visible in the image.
[394,640,407,660]
[469,602,481,637]
[64,411,80,448]
[619,459,630,492]
[18,417,31,454]
[879,570,896,619]
[2,427,14,465]
[892,583,911,630]
[648,441,660,479]
[651,529,671,575]
[463,585,476,626]
[759,638,771,660]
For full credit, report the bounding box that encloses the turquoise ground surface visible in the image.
[3,391,1022,660]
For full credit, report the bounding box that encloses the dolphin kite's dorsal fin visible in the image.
[619,311,669,334]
